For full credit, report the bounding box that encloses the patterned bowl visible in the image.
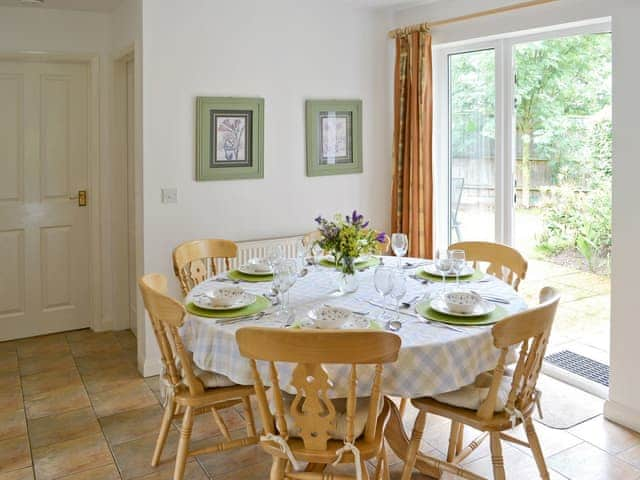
[443,291,482,314]
[206,286,246,307]
[308,305,352,329]
[246,257,272,273]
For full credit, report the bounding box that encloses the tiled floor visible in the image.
[1,329,639,480]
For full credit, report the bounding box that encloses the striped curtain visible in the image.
[391,30,433,258]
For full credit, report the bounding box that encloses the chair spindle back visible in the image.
[172,239,238,295]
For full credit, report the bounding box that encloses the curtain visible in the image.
[391,30,433,258]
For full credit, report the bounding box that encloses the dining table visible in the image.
[180,255,527,477]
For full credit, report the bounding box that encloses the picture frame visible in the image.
[196,97,264,181]
[305,99,363,177]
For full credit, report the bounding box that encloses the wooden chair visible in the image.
[449,241,528,291]
[400,287,560,480]
[138,273,258,480]
[172,239,238,295]
[236,327,401,480]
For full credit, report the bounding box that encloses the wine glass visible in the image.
[272,259,297,321]
[434,249,452,293]
[391,233,409,268]
[448,249,466,288]
[311,243,323,271]
[390,270,407,322]
[295,240,306,275]
[373,266,394,320]
[266,244,284,269]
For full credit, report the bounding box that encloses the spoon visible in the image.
[386,319,402,331]
[401,295,421,309]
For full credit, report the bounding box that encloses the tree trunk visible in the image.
[521,132,532,208]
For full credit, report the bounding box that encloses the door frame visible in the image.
[0,51,103,333]
[433,18,611,250]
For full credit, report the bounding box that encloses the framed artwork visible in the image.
[196,97,264,181]
[306,99,362,176]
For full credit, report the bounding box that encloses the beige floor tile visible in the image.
[569,416,640,455]
[24,384,91,420]
[68,333,123,358]
[65,329,109,343]
[90,379,158,418]
[0,352,18,374]
[508,421,584,457]
[111,430,189,480]
[28,407,101,449]
[0,435,31,475]
[0,387,23,412]
[548,441,640,480]
[21,368,82,399]
[16,334,69,359]
[0,408,27,440]
[128,461,208,480]
[114,330,137,350]
[75,352,136,375]
[618,444,640,470]
[197,440,270,478]
[173,406,246,442]
[81,362,142,395]
[55,463,120,480]
[99,404,165,446]
[18,352,76,377]
[0,467,34,480]
[0,341,17,355]
[32,432,113,480]
[0,371,20,390]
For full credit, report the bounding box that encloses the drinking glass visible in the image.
[311,243,323,271]
[295,240,306,275]
[273,259,297,321]
[373,266,394,320]
[448,249,466,288]
[266,244,284,268]
[390,270,407,322]
[391,233,409,268]
[434,249,452,293]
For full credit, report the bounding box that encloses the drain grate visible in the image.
[544,350,609,387]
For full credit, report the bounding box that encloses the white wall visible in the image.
[395,0,640,432]
[140,0,393,373]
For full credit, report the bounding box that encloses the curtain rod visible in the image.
[388,0,559,38]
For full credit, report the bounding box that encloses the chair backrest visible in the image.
[236,327,401,450]
[448,241,528,290]
[477,287,560,421]
[138,273,205,396]
[172,239,238,295]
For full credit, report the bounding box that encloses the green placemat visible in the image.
[228,269,273,283]
[416,268,483,283]
[186,295,271,319]
[319,257,379,270]
[415,301,508,326]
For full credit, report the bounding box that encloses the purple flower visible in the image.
[362,221,369,228]
[375,231,387,243]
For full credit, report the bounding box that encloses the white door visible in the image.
[0,60,90,341]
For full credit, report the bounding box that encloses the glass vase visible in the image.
[338,256,359,294]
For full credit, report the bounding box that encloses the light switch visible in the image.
[161,188,178,204]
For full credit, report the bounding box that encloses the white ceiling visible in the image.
[342,0,441,9]
[0,0,123,13]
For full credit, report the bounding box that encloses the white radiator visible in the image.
[213,234,305,271]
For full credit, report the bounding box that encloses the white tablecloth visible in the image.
[181,257,527,398]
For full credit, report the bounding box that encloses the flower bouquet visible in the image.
[314,210,386,276]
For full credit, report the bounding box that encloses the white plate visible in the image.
[422,263,474,278]
[238,264,273,275]
[192,292,257,311]
[429,296,496,317]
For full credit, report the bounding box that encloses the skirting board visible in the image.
[604,400,640,433]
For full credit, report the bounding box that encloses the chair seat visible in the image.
[277,392,378,441]
[432,372,512,413]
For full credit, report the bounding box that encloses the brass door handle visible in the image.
[70,190,87,206]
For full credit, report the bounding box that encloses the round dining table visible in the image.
[181,256,527,476]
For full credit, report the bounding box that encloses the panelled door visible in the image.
[0,60,90,341]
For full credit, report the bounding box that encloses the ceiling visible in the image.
[0,0,123,12]
[343,0,440,8]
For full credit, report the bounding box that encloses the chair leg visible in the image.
[242,396,257,437]
[360,459,370,480]
[489,432,505,480]
[152,398,174,467]
[173,406,194,480]
[456,424,464,455]
[270,457,287,480]
[400,410,427,480]
[525,418,550,480]
[398,397,408,417]
[447,421,461,462]
[210,406,232,441]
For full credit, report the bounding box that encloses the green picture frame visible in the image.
[196,96,264,181]
[306,99,363,177]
